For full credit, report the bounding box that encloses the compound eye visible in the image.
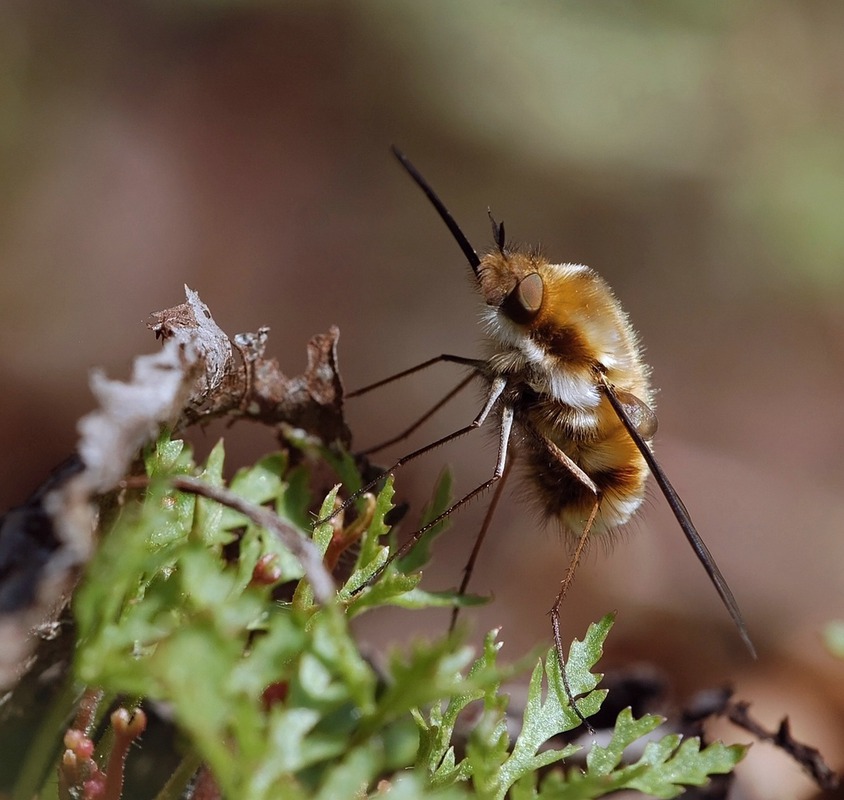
[503,272,544,324]
[517,272,543,314]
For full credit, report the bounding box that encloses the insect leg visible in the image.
[318,375,506,526]
[359,372,477,456]
[550,502,599,733]
[531,430,601,731]
[362,400,514,589]
[599,375,755,658]
[449,455,515,633]
[346,354,486,398]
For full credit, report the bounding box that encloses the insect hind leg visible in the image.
[532,430,602,731]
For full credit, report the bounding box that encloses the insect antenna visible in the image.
[324,149,489,525]
[600,376,756,658]
[391,146,481,274]
[488,211,506,253]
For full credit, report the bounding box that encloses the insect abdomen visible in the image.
[521,395,650,535]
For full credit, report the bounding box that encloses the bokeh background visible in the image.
[1,2,843,796]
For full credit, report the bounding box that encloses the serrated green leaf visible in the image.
[262,706,335,773]
[386,587,487,610]
[344,569,420,615]
[354,475,396,570]
[537,706,746,799]
[481,616,612,799]
[190,439,228,545]
[466,705,513,795]
[319,444,363,496]
[280,464,314,531]
[229,452,286,504]
[145,431,192,477]
[379,771,469,799]
[562,613,613,697]
[150,622,247,789]
[308,605,378,713]
[363,637,476,733]
[623,736,746,798]
[201,438,227,484]
[312,485,341,556]
[228,611,306,697]
[312,746,376,800]
[586,707,664,775]
[67,432,745,800]
[232,524,264,590]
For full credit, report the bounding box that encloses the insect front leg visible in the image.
[355,378,512,589]
[359,373,477,457]
[318,355,489,526]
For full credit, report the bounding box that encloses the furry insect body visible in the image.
[337,149,754,726]
[478,251,655,535]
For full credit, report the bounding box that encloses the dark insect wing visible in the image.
[601,377,756,658]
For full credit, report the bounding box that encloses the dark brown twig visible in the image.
[725,700,840,791]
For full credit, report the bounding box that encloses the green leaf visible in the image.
[231,452,286,502]
[312,485,341,556]
[824,620,844,659]
[336,477,397,600]
[280,464,314,531]
[66,432,746,800]
[353,475,396,574]
[312,747,377,800]
[538,707,746,799]
[377,771,469,799]
[364,637,477,733]
[308,605,378,713]
[623,732,746,798]
[319,444,363,496]
[144,430,193,477]
[417,630,509,781]
[487,616,611,798]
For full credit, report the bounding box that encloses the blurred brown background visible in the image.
[1,2,842,796]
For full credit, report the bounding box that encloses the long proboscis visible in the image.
[391,146,481,275]
[601,378,757,658]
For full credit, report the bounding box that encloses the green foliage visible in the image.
[555,709,744,799]
[69,433,745,798]
[824,620,844,659]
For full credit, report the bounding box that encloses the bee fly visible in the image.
[330,148,754,715]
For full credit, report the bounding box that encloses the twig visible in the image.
[169,476,335,604]
[725,700,840,791]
